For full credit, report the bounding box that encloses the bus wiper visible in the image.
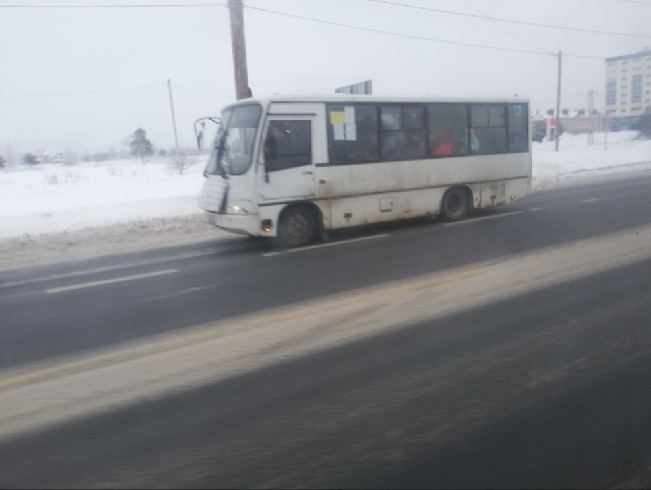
[216,133,229,179]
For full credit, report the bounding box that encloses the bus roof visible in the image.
[223,94,530,108]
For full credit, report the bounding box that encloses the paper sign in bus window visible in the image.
[330,111,345,125]
[344,106,355,124]
[345,123,357,141]
[331,108,357,141]
[333,124,345,141]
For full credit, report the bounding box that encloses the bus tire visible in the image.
[441,187,470,221]
[277,204,318,248]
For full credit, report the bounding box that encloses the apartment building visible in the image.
[605,47,651,129]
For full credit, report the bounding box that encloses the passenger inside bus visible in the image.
[431,130,454,156]
[470,128,480,153]
[382,134,399,159]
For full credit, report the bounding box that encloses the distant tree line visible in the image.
[5,126,206,167]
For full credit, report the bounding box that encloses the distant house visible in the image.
[532,108,603,141]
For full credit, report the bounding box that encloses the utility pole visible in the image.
[555,51,562,152]
[587,89,595,145]
[228,0,251,100]
[167,79,180,155]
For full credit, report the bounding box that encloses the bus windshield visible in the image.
[206,104,262,177]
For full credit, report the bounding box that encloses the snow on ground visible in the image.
[533,131,651,189]
[0,158,218,270]
[0,158,207,239]
[0,133,649,270]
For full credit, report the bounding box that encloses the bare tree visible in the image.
[170,152,196,175]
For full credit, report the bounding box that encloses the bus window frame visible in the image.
[324,101,529,167]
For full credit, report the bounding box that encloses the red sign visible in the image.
[549,117,557,127]
[606,111,611,122]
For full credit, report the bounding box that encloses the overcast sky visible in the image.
[1,0,650,155]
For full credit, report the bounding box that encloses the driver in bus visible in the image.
[264,122,288,161]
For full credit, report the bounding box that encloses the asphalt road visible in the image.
[1,173,651,488]
[2,174,651,370]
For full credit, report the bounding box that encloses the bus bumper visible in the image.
[205,212,259,236]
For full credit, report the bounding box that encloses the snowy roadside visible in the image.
[0,159,223,270]
[0,214,235,271]
[0,132,649,271]
[532,131,651,189]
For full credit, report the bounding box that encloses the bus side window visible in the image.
[327,105,379,164]
[380,105,426,161]
[470,105,507,154]
[264,120,312,172]
[508,104,528,152]
[428,104,468,157]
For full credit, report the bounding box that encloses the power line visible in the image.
[363,0,651,39]
[173,84,232,98]
[247,5,601,60]
[617,0,651,5]
[313,0,646,52]
[0,83,233,101]
[511,57,556,94]
[463,0,546,53]
[0,84,165,99]
[247,5,552,57]
[0,2,224,8]
[534,91,592,108]
[313,0,528,36]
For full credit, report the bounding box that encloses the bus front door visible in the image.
[259,110,324,203]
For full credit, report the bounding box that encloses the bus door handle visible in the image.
[302,170,314,175]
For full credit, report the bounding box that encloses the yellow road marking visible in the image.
[44,269,178,294]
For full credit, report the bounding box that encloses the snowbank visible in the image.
[0,158,206,239]
[0,133,649,243]
[0,213,233,271]
[533,131,651,188]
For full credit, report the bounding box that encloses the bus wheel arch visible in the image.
[440,186,472,221]
[276,202,321,247]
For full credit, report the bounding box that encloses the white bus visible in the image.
[197,95,532,247]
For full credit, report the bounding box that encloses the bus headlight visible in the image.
[226,201,253,215]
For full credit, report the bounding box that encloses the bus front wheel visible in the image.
[277,205,318,248]
[441,188,470,221]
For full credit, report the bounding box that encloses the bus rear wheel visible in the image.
[441,188,470,221]
[277,205,318,248]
